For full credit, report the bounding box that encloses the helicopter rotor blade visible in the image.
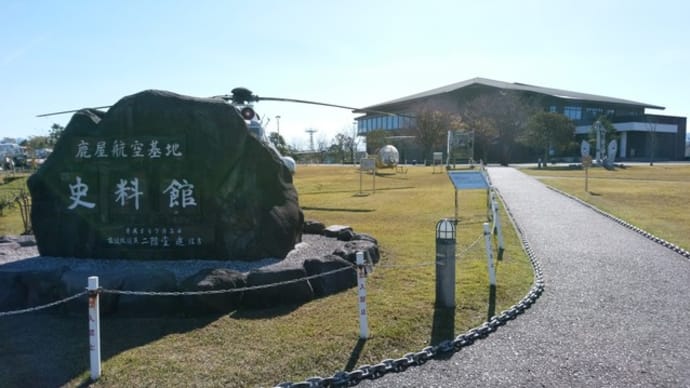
[257,96,413,118]
[35,91,416,119]
[36,105,112,118]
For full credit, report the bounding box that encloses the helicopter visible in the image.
[37,87,410,173]
[213,87,299,173]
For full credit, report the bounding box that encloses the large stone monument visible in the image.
[27,90,303,260]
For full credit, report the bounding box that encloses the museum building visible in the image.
[355,77,687,163]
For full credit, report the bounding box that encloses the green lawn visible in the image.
[0,172,31,235]
[0,165,533,387]
[522,164,690,251]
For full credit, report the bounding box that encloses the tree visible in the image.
[331,133,348,164]
[268,131,290,156]
[49,123,65,145]
[24,135,51,150]
[520,112,575,164]
[364,129,389,155]
[462,91,537,165]
[331,131,359,164]
[411,106,464,162]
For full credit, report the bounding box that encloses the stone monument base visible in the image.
[0,223,379,316]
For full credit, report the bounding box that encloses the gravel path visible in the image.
[361,166,690,387]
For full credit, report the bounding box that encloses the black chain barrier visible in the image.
[0,290,88,317]
[546,186,690,260]
[275,186,546,387]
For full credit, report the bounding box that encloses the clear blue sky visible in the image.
[2,0,689,149]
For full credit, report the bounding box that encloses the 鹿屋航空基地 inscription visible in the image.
[28,90,303,260]
[73,137,184,160]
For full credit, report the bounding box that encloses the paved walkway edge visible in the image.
[543,185,690,260]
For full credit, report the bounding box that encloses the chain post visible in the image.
[482,223,497,286]
[356,252,369,339]
[87,276,101,381]
[490,191,505,260]
[483,222,497,320]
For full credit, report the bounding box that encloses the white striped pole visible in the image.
[483,223,497,288]
[483,223,497,318]
[490,192,505,260]
[356,252,369,339]
[87,276,102,380]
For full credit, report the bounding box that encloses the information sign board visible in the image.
[448,171,489,190]
[360,158,376,171]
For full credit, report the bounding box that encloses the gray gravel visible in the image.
[360,167,690,387]
[0,234,345,280]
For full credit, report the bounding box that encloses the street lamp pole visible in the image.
[352,121,358,164]
[275,115,281,135]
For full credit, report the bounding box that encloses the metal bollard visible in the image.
[435,219,456,308]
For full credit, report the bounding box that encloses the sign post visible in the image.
[581,140,592,192]
[359,158,376,195]
[447,171,489,222]
[432,152,443,174]
[582,155,593,192]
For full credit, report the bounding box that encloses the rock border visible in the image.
[0,221,379,316]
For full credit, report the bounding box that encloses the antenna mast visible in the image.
[305,129,317,151]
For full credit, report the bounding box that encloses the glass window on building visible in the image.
[584,108,603,120]
[563,106,582,120]
[615,108,643,118]
[548,105,557,113]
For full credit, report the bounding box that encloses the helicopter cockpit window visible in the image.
[247,121,266,141]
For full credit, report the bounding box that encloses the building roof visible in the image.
[361,77,665,111]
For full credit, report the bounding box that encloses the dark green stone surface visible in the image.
[28,90,303,260]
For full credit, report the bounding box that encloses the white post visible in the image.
[483,222,498,318]
[87,276,102,380]
[482,223,497,287]
[490,192,505,260]
[356,252,369,339]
